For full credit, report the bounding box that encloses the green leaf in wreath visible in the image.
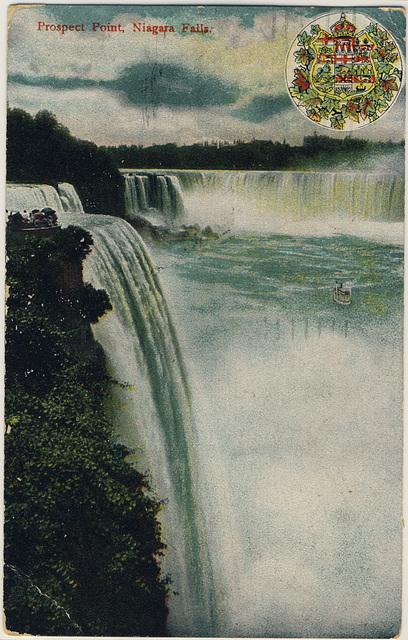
[321,96,339,112]
[300,96,322,108]
[319,108,330,119]
[378,61,393,75]
[294,48,312,66]
[297,31,312,47]
[330,115,346,130]
[370,85,386,100]
[290,85,303,100]
[376,98,390,113]
[297,86,319,100]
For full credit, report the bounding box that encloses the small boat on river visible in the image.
[333,282,351,305]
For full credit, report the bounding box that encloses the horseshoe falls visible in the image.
[122,168,403,637]
[123,169,403,243]
[7,175,403,638]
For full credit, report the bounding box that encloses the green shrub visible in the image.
[4,227,169,636]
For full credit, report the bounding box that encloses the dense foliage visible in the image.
[4,227,169,636]
[102,135,404,171]
[7,108,126,216]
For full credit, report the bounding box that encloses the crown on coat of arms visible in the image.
[330,13,357,37]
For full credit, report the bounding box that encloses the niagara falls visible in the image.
[6,168,403,637]
[5,3,405,637]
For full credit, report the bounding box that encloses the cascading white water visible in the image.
[122,169,404,241]
[6,178,403,637]
[123,172,185,222]
[6,183,65,214]
[167,175,186,219]
[58,182,84,213]
[124,174,148,218]
[77,215,216,636]
[156,176,173,214]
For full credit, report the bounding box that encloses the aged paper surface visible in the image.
[4,1,406,638]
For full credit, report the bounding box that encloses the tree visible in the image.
[5,227,169,636]
[7,108,126,216]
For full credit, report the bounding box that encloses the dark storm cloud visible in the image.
[231,93,292,123]
[104,64,239,108]
[8,64,240,110]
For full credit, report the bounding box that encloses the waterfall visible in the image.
[58,182,84,213]
[124,174,149,217]
[6,177,403,636]
[123,173,185,223]
[6,182,85,215]
[122,169,404,239]
[6,183,65,214]
[167,175,186,219]
[72,214,216,636]
[156,176,173,214]
[6,181,217,634]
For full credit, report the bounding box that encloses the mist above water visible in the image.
[6,180,403,638]
[123,168,404,243]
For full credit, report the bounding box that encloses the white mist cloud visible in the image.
[196,327,402,637]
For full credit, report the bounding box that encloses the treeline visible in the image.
[102,136,404,171]
[4,227,169,635]
[7,108,125,216]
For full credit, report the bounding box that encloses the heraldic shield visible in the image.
[310,14,378,101]
[286,11,403,130]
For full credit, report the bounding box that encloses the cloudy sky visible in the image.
[7,3,406,147]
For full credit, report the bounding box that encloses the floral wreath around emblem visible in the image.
[289,14,403,130]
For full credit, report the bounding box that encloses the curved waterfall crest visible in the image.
[6,183,65,214]
[122,169,404,233]
[6,177,403,636]
[6,182,84,215]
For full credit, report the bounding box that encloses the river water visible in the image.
[7,180,403,637]
[151,230,403,638]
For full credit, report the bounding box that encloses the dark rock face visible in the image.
[130,215,220,243]
[55,260,84,299]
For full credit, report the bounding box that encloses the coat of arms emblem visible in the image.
[286,12,403,130]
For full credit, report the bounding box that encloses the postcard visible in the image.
[4,2,406,638]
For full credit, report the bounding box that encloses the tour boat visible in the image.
[333,282,351,305]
